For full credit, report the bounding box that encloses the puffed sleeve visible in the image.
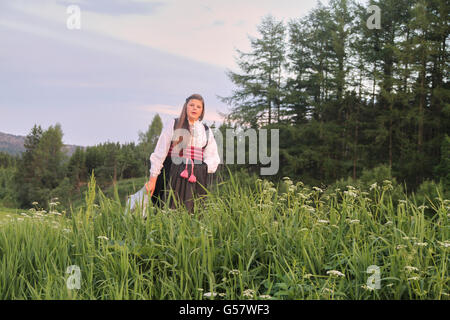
[149,118,175,177]
[203,128,221,174]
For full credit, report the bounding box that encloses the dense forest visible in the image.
[219,0,449,190]
[0,0,448,210]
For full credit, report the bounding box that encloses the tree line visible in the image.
[0,115,164,209]
[219,0,449,190]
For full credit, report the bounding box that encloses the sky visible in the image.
[0,0,327,146]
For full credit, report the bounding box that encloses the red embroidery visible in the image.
[168,145,203,161]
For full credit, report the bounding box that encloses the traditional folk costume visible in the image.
[148,117,220,212]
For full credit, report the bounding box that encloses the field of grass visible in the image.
[0,172,448,300]
[0,207,19,223]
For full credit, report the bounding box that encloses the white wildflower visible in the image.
[407,276,420,281]
[317,219,329,224]
[361,284,375,291]
[437,241,450,248]
[32,201,38,206]
[312,186,323,193]
[404,266,419,272]
[414,242,428,247]
[418,205,429,210]
[370,183,378,191]
[326,270,345,278]
[396,245,407,250]
[347,219,360,224]
[203,292,217,298]
[218,293,226,297]
[243,289,255,298]
[228,269,240,276]
[302,205,315,213]
[297,193,308,200]
[344,190,357,198]
[97,236,109,241]
[259,295,272,299]
[303,273,313,279]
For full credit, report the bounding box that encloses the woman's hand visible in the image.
[145,176,157,197]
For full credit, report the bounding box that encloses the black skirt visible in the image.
[151,156,211,212]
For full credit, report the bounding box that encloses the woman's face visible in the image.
[186,98,203,122]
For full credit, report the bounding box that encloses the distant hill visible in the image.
[0,131,83,157]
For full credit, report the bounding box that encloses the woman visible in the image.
[145,93,221,212]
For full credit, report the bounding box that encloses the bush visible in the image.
[412,179,447,217]
[323,165,405,206]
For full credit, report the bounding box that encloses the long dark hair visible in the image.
[172,94,205,148]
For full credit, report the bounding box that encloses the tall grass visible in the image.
[0,172,448,299]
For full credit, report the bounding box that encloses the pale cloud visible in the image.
[56,0,165,16]
[3,0,326,69]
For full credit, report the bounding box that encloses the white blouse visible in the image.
[149,118,221,177]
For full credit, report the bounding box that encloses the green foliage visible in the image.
[0,152,17,168]
[138,114,163,160]
[0,172,448,299]
[103,176,148,205]
[325,165,405,206]
[219,15,287,127]
[413,179,448,216]
[13,124,67,209]
[0,167,18,208]
[220,0,449,191]
[433,134,450,192]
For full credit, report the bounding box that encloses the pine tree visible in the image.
[139,114,163,156]
[219,15,286,128]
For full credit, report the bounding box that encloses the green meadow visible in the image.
[0,172,448,300]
